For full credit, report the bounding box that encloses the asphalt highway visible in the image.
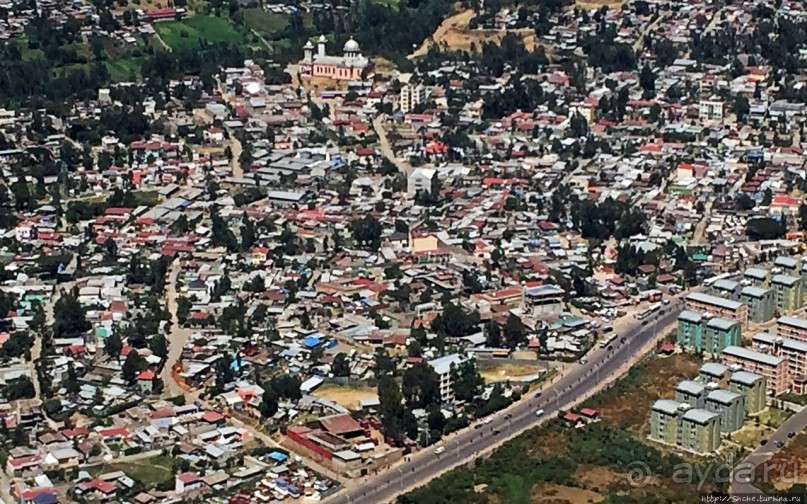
[326,303,683,504]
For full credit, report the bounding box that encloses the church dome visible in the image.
[343,37,360,53]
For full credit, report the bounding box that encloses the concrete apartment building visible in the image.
[772,274,803,314]
[744,267,771,288]
[774,256,801,278]
[728,371,767,415]
[777,316,807,343]
[703,317,741,355]
[677,311,740,354]
[675,380,706,408]
[711,279,741,300]
[752,332,807,384]
[679,409,721,454]
[650,401,721,455]
[705,389,745,433]
[740,286,775,323]
[426,353,465,402]
[722,345,788,396]
[677,310,703,351]
[685,293,748,328]
[650,399,682,446]
[523,285,565,317]
[699,362,729,383]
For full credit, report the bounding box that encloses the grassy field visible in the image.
[90,454,173,487]
[106,57,144,82]
[241,8,289,38]
[155,15,244,50]
[312,383,377,410]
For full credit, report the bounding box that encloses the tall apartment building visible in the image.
[679,409,721,454]
[722,345,788,396]
[685,293,748,328]
[777,316,807,343]
[744,268,771,288]
[426,353,466,402]
[712,279,741,300]
[705,389,745,433]
[774,256,801,278]
[772,274,803,314]
[678,311,703,350]
[675,380,706,408]
[650,399,682,446]
[752,332,807,383]
[399,82,427,113]
[728,371,767,415]
[740,286,775,323]
[703,317,741,355]
[677,311,740,354]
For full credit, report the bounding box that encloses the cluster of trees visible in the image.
[52,292,90,339]
[431,303,481,338]
[482,75,547,119]
[483,315,528,349]
[127,255,172,295]
[260,375,303,419]
[350,216,382,250]
[579,24,636,73]
[570,197,646,241]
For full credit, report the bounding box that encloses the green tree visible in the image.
[332,353,351,377]
[122,350,147,383]
[503,314,527,349]
[402,362,441,409]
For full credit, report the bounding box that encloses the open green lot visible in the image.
[241,8,289,38]
[155,15,244,50]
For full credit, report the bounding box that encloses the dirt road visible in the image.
[161,259,196,398]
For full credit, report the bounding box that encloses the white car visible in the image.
[434,447,445,455]
[535,409,545,417]
[483,417,493,425]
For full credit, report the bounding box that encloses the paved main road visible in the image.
[326,304,682,504]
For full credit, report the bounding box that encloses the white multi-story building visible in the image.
[399,82,427,113]
[427,353,467,402]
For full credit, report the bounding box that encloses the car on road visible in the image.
[607,345,613,351]
[760,439,768,446]
[662,299,670,305]
[492,429,501,435]
[535,409,545,417]
[533,392,542,399]
[641,320,648,326]
[578,357,588,365]
[434,447,445,455]
[483,417,493,425]
[620,337,626,343]
[474,424,483,430]
[776,440,785,448]
[789,432,796,438]
[504,414,512,420]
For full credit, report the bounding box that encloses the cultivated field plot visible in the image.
[155,16,244,50]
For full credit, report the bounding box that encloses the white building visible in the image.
[699,99,724,122]
[427,353,466,402]
[407,168,437,198]
[399,82,427,113]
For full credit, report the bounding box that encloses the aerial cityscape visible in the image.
[0,0,806,502]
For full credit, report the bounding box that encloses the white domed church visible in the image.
[299,35,373,81]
